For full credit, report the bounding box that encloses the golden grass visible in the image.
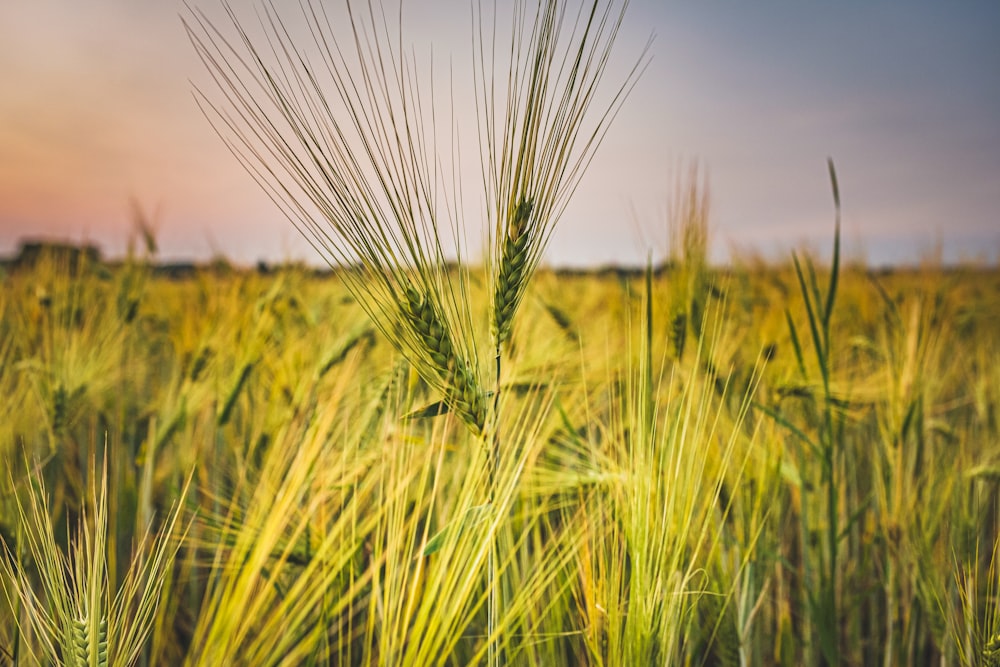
[1,247,997,664]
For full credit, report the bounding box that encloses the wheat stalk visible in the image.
[185,1,646,663]
[0,461,187,667]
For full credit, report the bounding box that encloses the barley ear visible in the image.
[669,308,687,360]
[404,286,487,435]
[493,197,535,345]
[73,616,108,667]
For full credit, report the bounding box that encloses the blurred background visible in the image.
[1,0,998,268]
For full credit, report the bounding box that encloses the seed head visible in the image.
[403,284,486,435]
[507,198,534,242]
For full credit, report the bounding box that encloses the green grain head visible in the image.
[493,197,535,345]
[405,285,486,435]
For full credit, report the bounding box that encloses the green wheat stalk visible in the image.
[0,461,187,667]
[185,1,645,663]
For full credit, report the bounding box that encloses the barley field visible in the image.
[2,0,998,664]
[1,225,998,665]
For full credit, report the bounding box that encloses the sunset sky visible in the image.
[1,1,998,267]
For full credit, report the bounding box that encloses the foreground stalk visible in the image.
[186,0,644,661]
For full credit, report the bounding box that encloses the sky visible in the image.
[1,1,998,268]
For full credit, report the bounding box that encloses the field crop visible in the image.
[2,0,998,664]
[0,229,998,665]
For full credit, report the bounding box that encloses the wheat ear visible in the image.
[404,285,487,435]
[493,198,535,345]
[73,616,108,667]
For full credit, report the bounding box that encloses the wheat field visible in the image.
[2,0,998,663]
[0,227,998,665]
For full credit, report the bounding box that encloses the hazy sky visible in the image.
[1,1,998,267]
